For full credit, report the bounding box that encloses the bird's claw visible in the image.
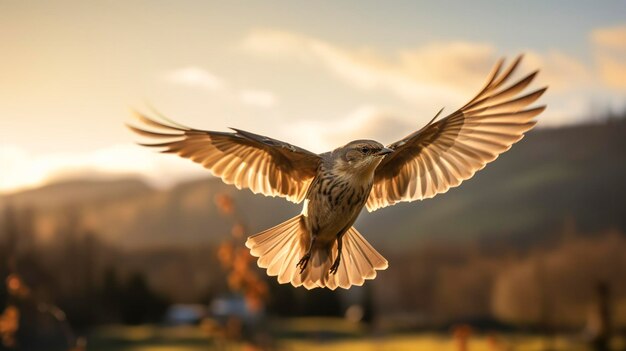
[297,253,311,273]
[329,256,341,275]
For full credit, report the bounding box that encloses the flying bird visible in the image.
[128,56,546,290]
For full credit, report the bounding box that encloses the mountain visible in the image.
[1,178,152,209]
[1,176,297,248]
[2,120,625,250]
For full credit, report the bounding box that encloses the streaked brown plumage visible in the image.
[128,56,546,290]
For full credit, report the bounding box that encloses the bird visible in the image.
[128,55,546,290]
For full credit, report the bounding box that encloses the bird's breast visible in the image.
[302,170,372,244]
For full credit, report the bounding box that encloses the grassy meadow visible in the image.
[86,318,624,351]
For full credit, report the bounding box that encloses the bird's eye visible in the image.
[360,147,369,154]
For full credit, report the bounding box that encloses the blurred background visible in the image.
[1,1,626,350]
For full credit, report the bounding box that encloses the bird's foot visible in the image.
[329,255,341,275]
[297,253,311,273]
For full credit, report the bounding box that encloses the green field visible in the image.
[86,318,622,351]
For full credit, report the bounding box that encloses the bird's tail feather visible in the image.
[246,215,309,287]
[324,226,388,290]
[246,216,388,290]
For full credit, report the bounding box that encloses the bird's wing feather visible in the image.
[366,55,547,212]
[128,111,321,203]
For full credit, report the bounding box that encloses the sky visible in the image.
[1,1,625,193]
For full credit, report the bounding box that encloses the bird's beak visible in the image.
[376,147,394,156]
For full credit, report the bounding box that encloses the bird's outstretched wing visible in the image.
[366,56,547,212]
[128,111,321,203]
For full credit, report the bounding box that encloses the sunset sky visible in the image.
[1,1,625,193]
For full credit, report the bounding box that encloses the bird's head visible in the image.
[332,140,393,177]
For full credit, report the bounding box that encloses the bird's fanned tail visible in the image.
[245,217,388,290]
[324,226,388,290]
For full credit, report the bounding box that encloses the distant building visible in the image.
[163,304,208,325]
[210,294,263,324]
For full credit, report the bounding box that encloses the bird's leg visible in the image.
[330,237,343,275]
[297,236,316,273]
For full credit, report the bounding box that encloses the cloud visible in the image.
[523,50,592,91]
[395,42,497,92]
[162,66,280,109]
[595,55,626,90]
[242,29,465,105]
[163,66,223,90]
[242,28,590,105]
[400,45,588,94]
[591,25,626,90]
[592,25,626,51]
[239,89,277,108]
